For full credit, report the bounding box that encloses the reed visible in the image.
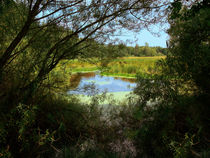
[104,56,165,77]
[56,56,165,78]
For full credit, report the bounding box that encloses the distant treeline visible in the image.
[98,42,168,57]
[82,41,168,60]
[117,43,168,56]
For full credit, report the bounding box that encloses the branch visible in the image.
[35,0,83,21]
[0,0,43,71]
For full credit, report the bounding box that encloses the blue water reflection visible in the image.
[68,72,136,95]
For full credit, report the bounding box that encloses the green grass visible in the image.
[56,56,165,78]
[103,56,165,77]
[57,59,99,73]
[101,72,136,78]
[71,67,98,73]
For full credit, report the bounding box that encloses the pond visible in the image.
[67,72,137,95]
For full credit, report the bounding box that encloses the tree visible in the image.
[0,0,171,105]
[132,1,210,157]
[155,46,168,55]
[134,44,139,56]
[166,0,210,94]
[142,42,157,56]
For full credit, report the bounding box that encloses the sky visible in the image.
[115,21,170,48]
[121,29,169,48]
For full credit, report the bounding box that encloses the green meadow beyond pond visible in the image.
[60,56,165,78]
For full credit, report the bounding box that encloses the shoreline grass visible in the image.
[57,56,165,78]
[71,67,98,73]
[101,72,137,78]
[102,56,165,78]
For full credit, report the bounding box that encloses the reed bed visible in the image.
[57,56,165,77]
[104,56,165,77]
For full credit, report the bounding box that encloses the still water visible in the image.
[68,72,136,95]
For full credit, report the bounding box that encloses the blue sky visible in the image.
[119,28,169,48]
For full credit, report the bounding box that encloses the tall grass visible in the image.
[56,56,165,78]
[103,56,165,77]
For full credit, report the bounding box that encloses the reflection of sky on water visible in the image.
[68,74,136,95]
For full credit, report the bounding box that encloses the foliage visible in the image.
[0,0,171,157]
[131,1,210,157]
[166,0,210,94]
[114,43,167,57]
[0,91,139,158]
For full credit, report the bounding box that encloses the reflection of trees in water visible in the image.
[69,72,96,89]
[114,77,136,83]
[69,72,136,90]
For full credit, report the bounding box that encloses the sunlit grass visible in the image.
[103,56,165,77]
[56,56,165,78]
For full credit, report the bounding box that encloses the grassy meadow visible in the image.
[57,56,165,78]
[102,56,165,78]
